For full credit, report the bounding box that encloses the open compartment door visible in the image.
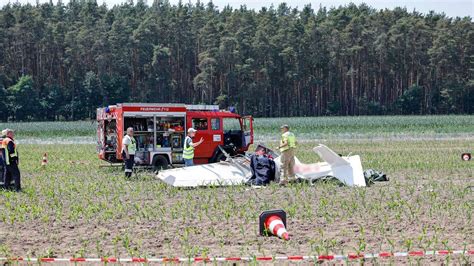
[241,115,253,148]
[97,120,105,159]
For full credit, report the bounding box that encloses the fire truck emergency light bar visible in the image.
[185,105,220,111]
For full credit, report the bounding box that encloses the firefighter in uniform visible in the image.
[2,129,21,191]
[278,125,296,185]
[183,128,204,167]
[0,129,11,188]
[122,127,136,178]
[0,130,5,179]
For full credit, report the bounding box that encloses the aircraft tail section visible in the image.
[313,144,349,166]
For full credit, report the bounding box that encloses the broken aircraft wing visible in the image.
[157,157,252,187]
[157,144,365,187]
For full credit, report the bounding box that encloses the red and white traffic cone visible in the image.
[259,210,290,240]
[462,153,471,161]
[41,153,48,166]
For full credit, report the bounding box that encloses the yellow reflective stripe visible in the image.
[183,147,194,153]
[4,145,9,165]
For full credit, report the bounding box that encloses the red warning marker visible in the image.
[462,153,471,161]
[259,210,289,240]
[41,153,48,166]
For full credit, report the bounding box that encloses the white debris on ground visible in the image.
[157,144,366,188]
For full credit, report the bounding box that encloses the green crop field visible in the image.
[2,115,474,140]
[0,116,473,264]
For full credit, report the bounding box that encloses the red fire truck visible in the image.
[96,103,253,170]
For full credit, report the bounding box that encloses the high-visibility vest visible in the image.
[183,136,194,160]
[2,137,18,165]
[280,131,296,152]
[123,135,137,155]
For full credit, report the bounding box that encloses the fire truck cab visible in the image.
[96,103,253,171]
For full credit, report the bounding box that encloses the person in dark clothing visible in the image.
[248,146,276,186]
[2,129,21,192]
[0,130,5,182]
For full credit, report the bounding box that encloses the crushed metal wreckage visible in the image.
[157,144,368,187]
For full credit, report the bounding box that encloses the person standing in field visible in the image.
[2,129,21,191]
[0,130,5,178]
[183,128,204,167]
[0,129,12,189]
[122,127,137,178]
[278,125,296,185]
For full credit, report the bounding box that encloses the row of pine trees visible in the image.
[0,1,473,120]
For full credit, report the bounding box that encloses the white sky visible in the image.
[1,0,473,18]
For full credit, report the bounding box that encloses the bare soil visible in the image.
[0,140,473,265]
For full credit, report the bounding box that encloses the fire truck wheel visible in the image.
[153,155,169,172]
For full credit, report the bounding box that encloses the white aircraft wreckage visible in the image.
[157,144,366,187]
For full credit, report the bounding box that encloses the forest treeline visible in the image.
[0,1,473,121]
